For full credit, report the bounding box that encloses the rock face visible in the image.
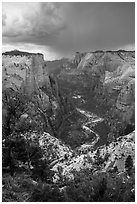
[24,130,135,182]
[2,50,49,95]
[72,52,86,67]
[52,131,135,181]
[2,50,75,140]
[66,50,135,94]
[2,51,55,135]
[25,132,73,164]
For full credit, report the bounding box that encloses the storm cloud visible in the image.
[2,2,135,60]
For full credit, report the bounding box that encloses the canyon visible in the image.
[2,49,135,202]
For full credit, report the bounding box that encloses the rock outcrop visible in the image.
[2,50,49,95]
[52,131,135,181]
[23,130,135,182]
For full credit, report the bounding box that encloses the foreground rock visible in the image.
[51,131,135,181]
[22,130,134,182]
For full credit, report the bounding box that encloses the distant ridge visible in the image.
[2,49,43,56]
[93,49,135,53]
[75,50,135,54]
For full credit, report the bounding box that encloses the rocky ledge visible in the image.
[22,130,134,183]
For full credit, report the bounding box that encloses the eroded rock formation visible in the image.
[2,51,49,95]
[21,130,135,182]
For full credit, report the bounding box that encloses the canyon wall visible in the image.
[2,52,50,95]
[2,50,74,138]
[58,50,135,132]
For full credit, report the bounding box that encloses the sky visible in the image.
[2,2,135,60]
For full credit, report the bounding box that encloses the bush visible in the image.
[3,134,53,181]
[64,170,107,202]
[125,155,133,176]
[29,182,65,202]
[2,174,34,202]
[2,89,29,137]
[63,169,135,202]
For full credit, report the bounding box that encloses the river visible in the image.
[76,108,108,152]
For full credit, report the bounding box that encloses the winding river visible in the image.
[76,108,104,150]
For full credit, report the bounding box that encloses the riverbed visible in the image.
[73,94,110,150]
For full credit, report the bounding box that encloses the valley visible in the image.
[2,49,135,202]
[2,2,135,201]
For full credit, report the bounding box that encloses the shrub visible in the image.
[29,182,65,202]
[125,155,133,176]
[64,169,135,202]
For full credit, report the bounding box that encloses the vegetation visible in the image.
[125,155,134,176]
[2,49,42,56]
[3,167,135,202]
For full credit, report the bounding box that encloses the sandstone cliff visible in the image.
[2,51,49,95]
[2,50,75,140]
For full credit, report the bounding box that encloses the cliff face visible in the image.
[68,50,135,92]
[2,50,75,140]
[2,52,49,95]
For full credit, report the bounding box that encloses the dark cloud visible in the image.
[52,2,135,54]
[2,2,135,58]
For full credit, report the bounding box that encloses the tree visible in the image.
[125,155,133,176]
[29,183,65,202]
[2,89,28,137]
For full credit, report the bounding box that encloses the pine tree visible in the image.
[125,155,133,176]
